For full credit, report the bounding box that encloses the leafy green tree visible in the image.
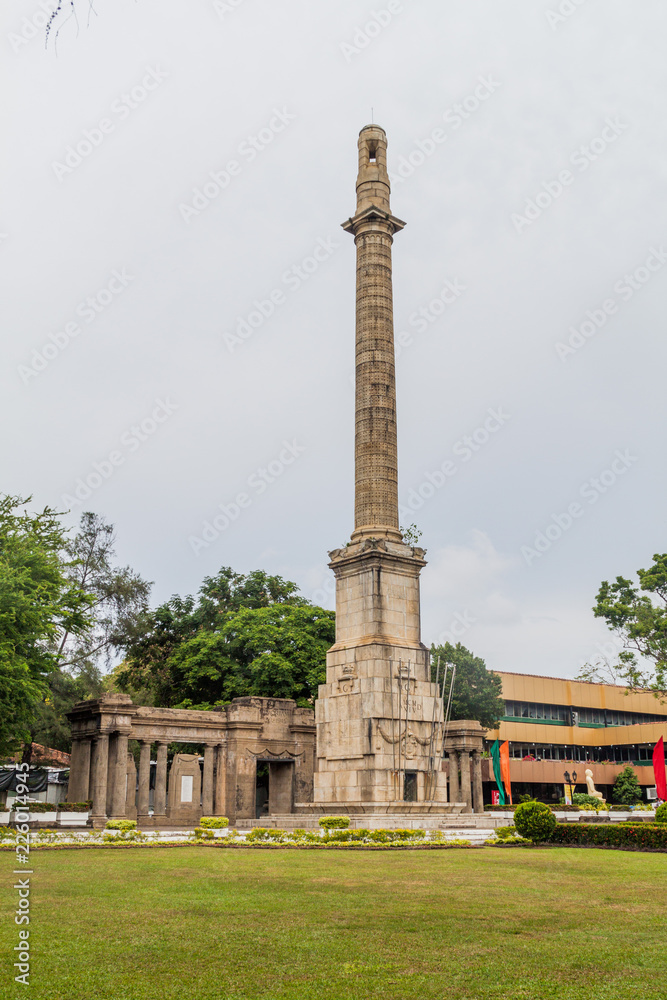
[580,554,667,696]
[116,568,330,709]
[0,496,92,758]
[611,765,642,805]
[430,642,505,729]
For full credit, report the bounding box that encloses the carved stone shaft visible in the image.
[343,125,406,541]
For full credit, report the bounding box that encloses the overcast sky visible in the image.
[3,0,666,680]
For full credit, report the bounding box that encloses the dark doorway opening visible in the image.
[255,762,269,818]
[404,771,418,802]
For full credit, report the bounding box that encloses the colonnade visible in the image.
[68,733,229,823]
[447,748,484,813]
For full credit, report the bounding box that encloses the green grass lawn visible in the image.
[1,846,665,1000]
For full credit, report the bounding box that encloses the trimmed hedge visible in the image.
[655,802,667,824]
[318,816,350,829]
[58,801,91,812]
[550,823,667,850]
[199,817,229,829]
[105,820,137,832]
[19,802,58,814]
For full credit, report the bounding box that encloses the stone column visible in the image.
[472,750,484,814]
[460,750,472,813]
[154,743,168,816]
[110,732,129,818]
[137,741,152,817]
[448,750,460,804]
[202,744,215,816]
[68,737,92,802]
[343,124,405,541]
[90,733,109,821]
[215,743,227,817]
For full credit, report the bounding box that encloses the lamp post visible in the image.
[563,769,578,804]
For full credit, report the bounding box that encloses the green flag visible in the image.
[490,739,506,805]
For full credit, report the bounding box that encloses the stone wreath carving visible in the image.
[377,723,431,759]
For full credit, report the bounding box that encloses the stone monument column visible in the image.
[90,733,109,824]
[137,740,152,817]
[109,732,129,818]
[154,743,168,817]
[472,750,484,814]
[460,750,472,813]
[448,750,460,804]
[313,126,448,809]
[215,742,227,817]
[202,744,215,815]
[68,737,92,802]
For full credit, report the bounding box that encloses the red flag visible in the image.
[653,737,667,800]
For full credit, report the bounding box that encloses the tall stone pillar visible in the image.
[110,732,129,818]
[154,743,168,816]
[137,741,152,817]
[460,751,472,813]
[313,126,451,809]
[214,742,227,817]
[68,737,92,802]
[344,125,404,541]
[448,750,460,804]
[472,750,484,814]
[202,744,215,816]
[90,733,109,823]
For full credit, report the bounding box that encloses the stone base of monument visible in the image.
[238,810,498,832]
[295,801,465,816]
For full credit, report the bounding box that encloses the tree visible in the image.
[611,765,643,806]
[430,642,505,729]
[57,511,151,674]
[0,496,92,758]
[579,554,667,697]
[115,567,331,709]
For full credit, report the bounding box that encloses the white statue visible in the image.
[585,768,605,802]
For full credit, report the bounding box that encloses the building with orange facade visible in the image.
[482,672,667,803]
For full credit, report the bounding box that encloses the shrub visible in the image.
[612,766,642,805]
[194,828,214,840]
[199,817,229,829]
[246,828,286,841]
[318,816,350,829]
[495,825,516,841]
[57,801,91,812]
[0,825,13,838]
[550,823,667,850]
[654,802,667,824]
[514,801,556,842]
[23,802,57,813]
[105,820,137,832]
[571,793,606,809]
[484,804,517,812]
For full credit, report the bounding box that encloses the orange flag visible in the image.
[499,740,512,805]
